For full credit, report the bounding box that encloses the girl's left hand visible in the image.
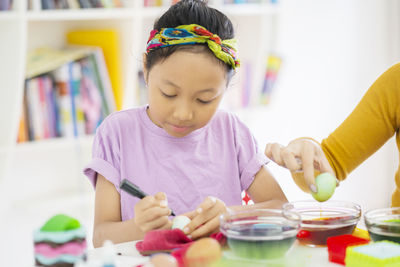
[182,196,227,240]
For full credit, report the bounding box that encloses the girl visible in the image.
[84,0,287,247]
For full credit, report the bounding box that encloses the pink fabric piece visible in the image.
[136,229,193,255]
[34,241,87,258]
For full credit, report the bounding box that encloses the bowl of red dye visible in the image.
[364,207,400,243]
[283,200,361,246]
[220,209,301,259]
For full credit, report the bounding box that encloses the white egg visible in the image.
[172,215,191,230]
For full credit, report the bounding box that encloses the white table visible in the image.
[88,240,342,267]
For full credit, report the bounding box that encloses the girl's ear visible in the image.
[142,53,148,86]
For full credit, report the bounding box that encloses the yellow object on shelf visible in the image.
[352,228,370,240]
[67,29,123,110]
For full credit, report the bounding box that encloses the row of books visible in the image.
[223,0,278,4]
[17,46,116,143]
[144,0,277,7]
[0,0,12,10]
[39,0,124,10]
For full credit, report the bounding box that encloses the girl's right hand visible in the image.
[265,138,335,193]
[134,192,172,233]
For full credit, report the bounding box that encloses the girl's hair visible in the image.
[145,0,235,74]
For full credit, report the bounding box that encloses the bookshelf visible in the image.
[0,0,280,207]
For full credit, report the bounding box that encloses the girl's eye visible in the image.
[161,91,176,98]
[197,99,213,104]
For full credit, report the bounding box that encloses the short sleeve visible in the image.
[83,117,121,192]
[233,116,269,191]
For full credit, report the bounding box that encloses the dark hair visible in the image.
[145,0,235,75]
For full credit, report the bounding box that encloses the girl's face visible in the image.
[145,51,228,138]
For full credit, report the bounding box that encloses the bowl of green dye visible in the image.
[219,209,301,260]
[365,207,400,243]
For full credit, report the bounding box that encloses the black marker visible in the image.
[119,179,175,216]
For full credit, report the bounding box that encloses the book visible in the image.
[54,65,74,138]
[67,30,123,110]
[17,91,29,143]
[0,0,11,10]
[260,54,282,105]
[26,46,94,79]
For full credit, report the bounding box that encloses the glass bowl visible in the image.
[219,209,301,260]
[364,207,400,243]
[283,200,361,246]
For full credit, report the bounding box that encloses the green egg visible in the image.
[311,173,336,202]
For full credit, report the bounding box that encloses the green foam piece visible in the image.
[345,241,400,267]
[40,214,81,232]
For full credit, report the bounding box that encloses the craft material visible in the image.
[33,214,87,267]
[327,234,369,265]
[345,241,400,267]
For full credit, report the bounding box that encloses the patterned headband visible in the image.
[146,24,240,69]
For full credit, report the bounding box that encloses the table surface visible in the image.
[88,240,342,267]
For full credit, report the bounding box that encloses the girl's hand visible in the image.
[265,139,335,193]
[182,196,227,240]
[134,192,172,233]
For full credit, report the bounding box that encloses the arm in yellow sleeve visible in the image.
[321,63,400,181]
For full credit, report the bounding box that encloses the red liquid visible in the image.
[297,217,357,246]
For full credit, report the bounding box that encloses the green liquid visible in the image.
[368,219,400,243]
[369,232,400,243]
[227,236,296,259]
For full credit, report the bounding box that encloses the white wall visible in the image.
[235,0,399,213]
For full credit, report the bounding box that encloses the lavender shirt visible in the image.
[83,106,268,221]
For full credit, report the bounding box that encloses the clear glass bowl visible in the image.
[283,200,361,246]
[219,209,301,259]
[364,207,400,243]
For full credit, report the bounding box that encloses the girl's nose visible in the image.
[172,104,194,121]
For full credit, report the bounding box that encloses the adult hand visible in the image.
[265,138,335,193]
[134,192,172,233]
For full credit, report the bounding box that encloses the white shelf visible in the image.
[139,6,168,18]
[27,8,136,21]
[15,135,94,152]
[0,11,19,20]
[139,3,279,18]
[214,3,280,16]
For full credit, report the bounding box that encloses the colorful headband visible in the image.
[146,24,240,69]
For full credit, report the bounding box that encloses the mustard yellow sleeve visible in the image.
[321,63,400,180]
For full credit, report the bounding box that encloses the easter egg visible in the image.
[185,238,222,267]
[172,215,191,231]
[150,253,178,267]
[311,172,336,202]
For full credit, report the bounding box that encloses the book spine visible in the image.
[69,61,86,136]
[54,65,74,138]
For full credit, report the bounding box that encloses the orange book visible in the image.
[66,30,123,110]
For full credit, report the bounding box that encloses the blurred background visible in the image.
[0,0,398,265]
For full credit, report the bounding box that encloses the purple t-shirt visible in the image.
[83,106,268,221]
